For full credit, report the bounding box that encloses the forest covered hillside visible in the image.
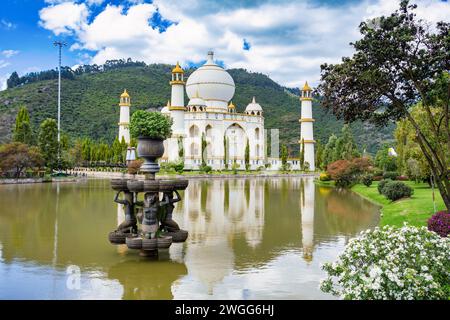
[0,62,394,155]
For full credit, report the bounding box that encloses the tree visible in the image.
[13,106,33,145]
[316,139,324,170]
[338,125,360,160]
[201,133,207,167]
[38,118,58,171]
[323,134,338,168]
[178,136,184,160]
[281,144,288,171]
[0,142,43,178]
[7,71,20,89]
[112,137,122,163]
[318,1,450,210]
[245,139,250,171]
[81,137,92,162]
[223,136,229,169]
[299,138,305,170]
[375,144,398,172]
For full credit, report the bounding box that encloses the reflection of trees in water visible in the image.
[0,180,126,267]
[107,259,188,300]
[314,187,380,236]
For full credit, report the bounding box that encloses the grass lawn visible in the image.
[352,181,446,227]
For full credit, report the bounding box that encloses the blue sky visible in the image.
[0,0,448,89]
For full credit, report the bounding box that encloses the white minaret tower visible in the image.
[168,62,186,161]
[118,89,131,144]
[170,62,186,136]
[299,82,315,171]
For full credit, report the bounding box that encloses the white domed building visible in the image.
[162,51,266,170]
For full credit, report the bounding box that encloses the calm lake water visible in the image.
[0,177,380,300]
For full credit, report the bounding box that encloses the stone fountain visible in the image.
[108,137,188,257]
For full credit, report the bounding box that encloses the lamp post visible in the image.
[54,41,67,171]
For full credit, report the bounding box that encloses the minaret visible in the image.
[299,82,315,171]
[118,89,131,144]
[169,62,186,137]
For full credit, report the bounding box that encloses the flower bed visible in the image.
[320,224,450,300]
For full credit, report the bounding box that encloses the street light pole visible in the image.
[54,41,66,171]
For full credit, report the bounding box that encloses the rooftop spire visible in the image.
[206,51,214,65]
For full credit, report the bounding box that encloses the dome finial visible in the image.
[172,61,184,74]
[120,89,130,98]
[206,51,214,65]
[166,100,171,107]
[252,96,256,103]
[302,81,312,92]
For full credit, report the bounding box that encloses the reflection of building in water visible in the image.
[300,178,315,262]
[176,179,264,292]
[116,204,127,255]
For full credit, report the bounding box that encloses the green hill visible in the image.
[0,63,393,155]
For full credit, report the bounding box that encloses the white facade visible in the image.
[299,82,315,171]
[118,89,131,144]
[162,52,266,170]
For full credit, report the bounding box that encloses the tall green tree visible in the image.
[323,134,338,167]
[223,136,228,169]
[281,144,288,171]
[177,136,184,160]
[318,1,450,210]
[245,139,250,171]
[38,118,58,171]
[13,106,33,145]
[315,139,324,170]
[6,71,20,89]
[112,137,121,163]
[375,144,398,172]
[299,138,305,170]
[201,133,207,167]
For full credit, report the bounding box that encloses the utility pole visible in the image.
[54,41,66,170]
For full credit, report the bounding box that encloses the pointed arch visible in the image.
[189,124,199,137]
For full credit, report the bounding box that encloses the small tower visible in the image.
[118,89,131,144]
[299,82,315,171]
[169,62,186,137]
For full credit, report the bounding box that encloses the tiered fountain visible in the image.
[108,135,188,257]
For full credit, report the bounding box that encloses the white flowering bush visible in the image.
[320,224,450,300]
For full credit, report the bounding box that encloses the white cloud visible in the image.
[39,2,89,36]
[0,60,11,69]
[1,50,20,58]
[38,0,450,87]
[0,74,9,91]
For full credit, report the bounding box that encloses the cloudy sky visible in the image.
[0,0,448,90]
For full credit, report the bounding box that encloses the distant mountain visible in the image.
[0,63,394,155]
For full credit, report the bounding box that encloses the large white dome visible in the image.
[186,51,235,111]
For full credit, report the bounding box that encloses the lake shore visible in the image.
[0,177,84,185]
[69,169,319,180]
[315,179,445,227]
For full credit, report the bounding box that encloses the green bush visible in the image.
[130,110,172,139]
[382,181,413,201]
[199,165,212,173]
[377,179,392,194]
[361,174,373,187]
[383,171,399,180]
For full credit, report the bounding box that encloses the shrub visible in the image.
[327,159,355,188]
[319,172,331,181]
[383,171,399,180]
[382,181,413,201]
[320,225,450,300]
[361,174,373,187]
[373,175,383,181]
[428,211,450,237]
[396,175,408,181]
[199,165,212,173]
[351,157,372,174]
[373,169,383,177]
[130,110,172,139]
[377,179,392,194]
